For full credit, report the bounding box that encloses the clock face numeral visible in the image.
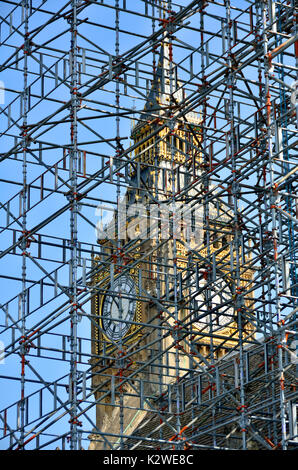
[101,275,137,341]
[192,278,233,331]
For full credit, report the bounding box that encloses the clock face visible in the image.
[101,274,137,341]
[192,278,233,331]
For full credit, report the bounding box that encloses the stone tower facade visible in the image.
[89,42,254,449]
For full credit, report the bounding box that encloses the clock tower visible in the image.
[89,41,254,449]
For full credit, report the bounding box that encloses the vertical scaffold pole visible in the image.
[69,0,79,450]
[20,0,29,449]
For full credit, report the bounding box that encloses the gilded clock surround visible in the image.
[93,263,143,355]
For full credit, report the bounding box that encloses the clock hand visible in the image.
[113,297,126,311]
[113,298,129,318]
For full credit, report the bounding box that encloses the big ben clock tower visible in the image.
[89,41,254,449]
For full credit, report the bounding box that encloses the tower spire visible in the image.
[143,41,182,120]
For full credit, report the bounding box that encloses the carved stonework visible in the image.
[89,41,254,450]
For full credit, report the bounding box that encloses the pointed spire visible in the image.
[132,41,199,134]
[142,41,183,120]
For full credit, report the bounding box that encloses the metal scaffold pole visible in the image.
[69,0,79,450]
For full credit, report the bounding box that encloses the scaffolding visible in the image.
[0,0,297,451]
